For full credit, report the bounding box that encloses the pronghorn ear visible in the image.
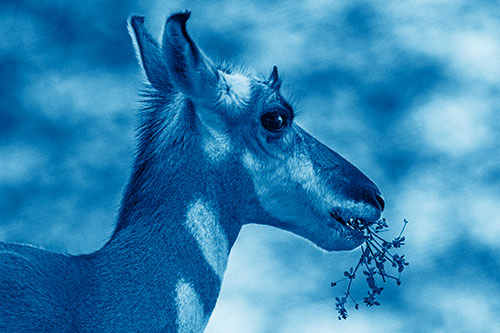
[162,11,219,101]
[128,16,171,92]
[267,66,282,91]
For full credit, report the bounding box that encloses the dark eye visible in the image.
[261,112,286,132]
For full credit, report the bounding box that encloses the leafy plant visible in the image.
[331,218,408,320]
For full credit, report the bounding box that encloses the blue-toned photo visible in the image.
[1,1,499,332]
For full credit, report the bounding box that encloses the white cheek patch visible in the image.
[202,125,232,161]
[242,147,379,251]
[185,199,229,280]
[175,279,208,332]
[287,153,340,213]
[287,156,377,220]
[196,105,232,161]
[242,150,341,220]
[219,71,251,111]
[241,151,259,176]
[242,151,271,199]
[242,150,347,250]
[243,151,299,220]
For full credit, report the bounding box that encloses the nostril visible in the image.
[376,194,385,212]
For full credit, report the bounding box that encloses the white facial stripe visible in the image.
[242,150,341,219]
[219,71,251,109]
[175,279,207,332]
[185,199,229,280]
[242,150,352,250]
[287,153,339,212]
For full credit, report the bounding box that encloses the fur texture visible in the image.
[0,11,384,332]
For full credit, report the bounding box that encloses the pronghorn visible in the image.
[0,12,385,332]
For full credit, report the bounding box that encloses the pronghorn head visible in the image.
[129,12,384,252]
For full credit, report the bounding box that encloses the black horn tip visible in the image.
[271,65,278,80]
[268,65,281,90]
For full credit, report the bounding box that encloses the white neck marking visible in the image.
[175,279,207,332]
[185,199,229,280]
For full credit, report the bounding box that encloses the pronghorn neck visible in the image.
[84,96,256,331]
[0,13,386,333]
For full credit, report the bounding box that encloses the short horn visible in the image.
[267,65,281,90]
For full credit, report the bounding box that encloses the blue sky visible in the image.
[1,1,499,331]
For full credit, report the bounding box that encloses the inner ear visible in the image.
[162,12,219,101]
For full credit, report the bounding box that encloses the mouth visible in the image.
[329,211,370,231]
[321,211,372,251]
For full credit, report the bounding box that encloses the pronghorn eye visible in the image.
[261,112,286,132]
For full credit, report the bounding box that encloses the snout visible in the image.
[302,128,384,216]
[318,163,385,228]
[288,127,387,251]
[246,125,387,253]
[334,188,385,227]
[357,187,385,220]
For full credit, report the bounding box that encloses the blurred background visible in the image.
[1,0,499,332]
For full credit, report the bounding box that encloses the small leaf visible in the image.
[366,276,375,289]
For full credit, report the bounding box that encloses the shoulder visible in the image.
[0,242,76,330]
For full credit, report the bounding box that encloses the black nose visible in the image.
[376,194,385,212]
